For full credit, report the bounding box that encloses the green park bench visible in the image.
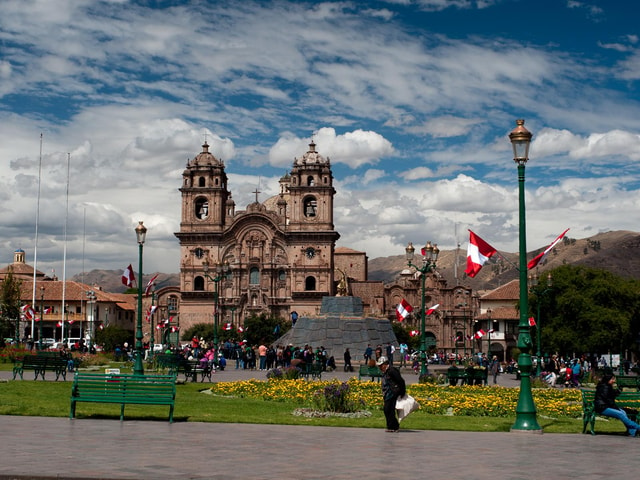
[13,353,71,381]
[358,364,382,382]
[613,375,640,391]
[299,362,323,380]
[70,372,177,422]
[581,389,640,435]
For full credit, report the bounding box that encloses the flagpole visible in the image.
[61,153,70,345]
[31,133,44,346]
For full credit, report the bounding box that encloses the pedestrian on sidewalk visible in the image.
[377,355,405,432]
[344,348,353,372]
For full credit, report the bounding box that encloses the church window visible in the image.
[194,276,205,291]
[303,196,317,217]
[199,177,206,187]
[250,267,260,285]
[195,197,209,219]
[167,295,178,313]
[307,175,314,186]
[278,269,286,281]
[305,276,316,291]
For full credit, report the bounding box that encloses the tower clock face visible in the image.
[305,247,316,259]
[194,248,204,258]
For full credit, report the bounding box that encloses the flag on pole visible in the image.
[426,303,439,315]
[527,228,570,270]
[44,307,52,314]
[396,299,413,322]
[238,325,245,333]
[474,329,486,339]
[465,230,497,278]
[410,330,420,337]
[121,264,135,287]
[528,316,537,326]
[145,273,159,296]
[224,322,232,331]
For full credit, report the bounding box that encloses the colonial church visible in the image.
[172,139,353,331]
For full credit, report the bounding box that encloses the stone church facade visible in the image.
[173,140,344,332]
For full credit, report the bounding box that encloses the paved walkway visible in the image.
[2,366,631,480]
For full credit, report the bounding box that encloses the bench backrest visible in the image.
[72,372,176,399]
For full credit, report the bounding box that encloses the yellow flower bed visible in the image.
[208,379,583,418]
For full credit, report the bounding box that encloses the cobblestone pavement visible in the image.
[1,365,619,480]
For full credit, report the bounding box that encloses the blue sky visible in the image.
[2,0,640,278]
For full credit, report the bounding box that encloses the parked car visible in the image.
[153,344,164,353]
[39,338,56,349]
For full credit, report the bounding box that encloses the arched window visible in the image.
[307,175,314,186]
[194,276,205,291]
[167,295,178,314]
[199,177,206,187]
[195,197,209,219]
[250,267,260,285]
[303,196,317,217]
[278,269,286,281]
[305,276,316,291]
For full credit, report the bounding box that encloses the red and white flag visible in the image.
[21,304,34,319]
[56,321,62,327]
[410,330,420,337]
[396,299,413,322]
[44,307,53,314]
[474,329,486,339]
[426,303,439,315]
[145,273,159,296]
[224,322,233,331]
[238,325,245,333]
[121,264,135,287]
[528,316,537,327]
[528,228,570,270]
[465,230,497,278]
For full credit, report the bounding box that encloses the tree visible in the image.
[0,269,22,340]
[94,325,131,352]
[534,265,640,358]
[242,313,288,346]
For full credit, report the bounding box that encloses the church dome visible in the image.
[190,142,222,167]
[294,141,329,166]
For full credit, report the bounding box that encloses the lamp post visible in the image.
[487,309,493,360]
[453,321,466,364]
[528,272,553,377]
[405,241,439,376]
[203,260,230,353]
[133,221,147,376]
[509,119,542,432]
[39,286,45,350]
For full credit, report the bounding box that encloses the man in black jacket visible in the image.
[377,355,406,432]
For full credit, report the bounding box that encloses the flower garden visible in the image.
[208,378,584,418]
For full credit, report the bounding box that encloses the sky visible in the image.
[2,0,640,280]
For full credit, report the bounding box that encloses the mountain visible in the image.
[72,231,640,294]
[70,270,180,293]
[368,230,640,293]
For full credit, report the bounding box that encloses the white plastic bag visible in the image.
[395,394,420,422]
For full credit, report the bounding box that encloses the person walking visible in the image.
[343,348,353,372]
[377,355,406,432]
[595,374,640,437]
[489,355,500,385]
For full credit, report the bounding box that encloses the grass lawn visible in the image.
[0,376,628,435]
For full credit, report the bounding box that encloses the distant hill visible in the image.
[71,270,180,293]
[73,231,640,294]
[368,230,640,293]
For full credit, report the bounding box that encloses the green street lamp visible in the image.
[405,241,439,376]
[86,290,97,353]
[528,272,553,377]
[509,119,542,433]
[149,290,157,361]
[487,309,493,360]
[202,260,230,353]
[39,286,45,351]
[133,221,147,376]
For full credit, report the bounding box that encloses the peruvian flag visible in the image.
[396,299,413,322]
[121,264,135,287]
[44,307,53,314]
[465,230,497,278]
[171,326,179,333]
[224,322,232,331]
[528,316,537,326]
[99,324,104,330]
[474,329,486,339]
[426,303,439,315]
[145,273,159,296]
[528,228,570,270]
[21,304,34,319]
[410,330,420,337]
[238,325,245,333]
[56,321,62,327]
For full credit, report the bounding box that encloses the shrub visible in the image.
[311,380,363,413]
[266,366,302,380]
[418,373,438,385]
